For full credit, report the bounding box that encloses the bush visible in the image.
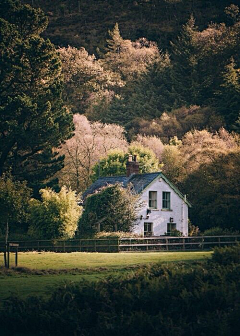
[95,231,143,238]
[211,245,240,265]
[203,227,240,236]
[28,187,82,240]
[188,220,200,236]
[78,184,141,237]
[0,261,239,335]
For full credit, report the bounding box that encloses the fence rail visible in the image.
[119,235,240,252]
[0,235,239,253]
[0,238,119,253]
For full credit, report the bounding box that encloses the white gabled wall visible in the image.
[133,177,188,236]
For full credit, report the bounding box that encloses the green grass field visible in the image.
[0,251,211,302]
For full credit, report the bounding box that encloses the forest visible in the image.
[0,0,239,241]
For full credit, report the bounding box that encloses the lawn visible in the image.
[0,251,211,301]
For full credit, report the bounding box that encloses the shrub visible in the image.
[28,187,82,240]
[188,220,200,236]
[1,261,240,335]
[78,184,141,237]
[95,231,143,238]
[165,229,183,236]
[211,245,240,265]
[203,227,240,236]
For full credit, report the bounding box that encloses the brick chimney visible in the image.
[126,154,139,177]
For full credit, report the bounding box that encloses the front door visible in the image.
[144,222,153,237]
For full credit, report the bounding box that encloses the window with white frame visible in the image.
[162,192,171,210]
[149,191,157,209]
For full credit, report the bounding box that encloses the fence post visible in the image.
[15,246,18,267]
[202,237,204,250]
[166,238,168,251]
[183,238,185,251]
[218,237,221,247]
[7,244,10,268]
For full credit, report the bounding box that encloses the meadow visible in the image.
[0,251,211,300]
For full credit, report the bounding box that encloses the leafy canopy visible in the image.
[91,145,160,182]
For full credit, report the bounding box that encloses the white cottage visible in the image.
[83,155,191,236]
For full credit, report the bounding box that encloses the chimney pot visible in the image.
[126,154,139,177]
[128,154,133,162]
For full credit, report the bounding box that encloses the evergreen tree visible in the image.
[215,58,240,128]
[0,0,74,195]
[170,16,201,107]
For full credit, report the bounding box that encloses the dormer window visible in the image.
[162,191,171,210]
[149,191,157,209]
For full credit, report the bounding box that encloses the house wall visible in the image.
[134,178,188,236]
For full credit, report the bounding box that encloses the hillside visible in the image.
[23,0,238,52]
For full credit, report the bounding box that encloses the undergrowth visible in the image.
[0,246,239,336]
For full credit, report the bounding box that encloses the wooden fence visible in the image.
[0,238,119,253]
[0,235,239,253]
[119,235,240,252]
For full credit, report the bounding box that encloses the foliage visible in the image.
[203,227,240,236]
[166,229,183,237]
[183,149,240,231]
[78,184,141,236]
[95,231,143,239]
[28,187,81,240]
[161,142,184,183]
[211,245,240,265]
[178,128,238,180]
[91,145,160,181]
[0,174,31,238]
[57,115,128,192]
[1,256,239,335]
[102,23,160,81]
[188,220,200,236]
[22,0,236,56]
[215,57,240,128]
[0,0,74,194]
[131,134,164,161]
[58,45,123,114]
[132,106,225,142]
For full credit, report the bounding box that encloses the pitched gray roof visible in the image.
[82,176,128,199]
[127,172,161,193]
[82,172,162,199]
[82,172,191,207]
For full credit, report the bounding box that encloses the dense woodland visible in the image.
[0,0,239,240]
